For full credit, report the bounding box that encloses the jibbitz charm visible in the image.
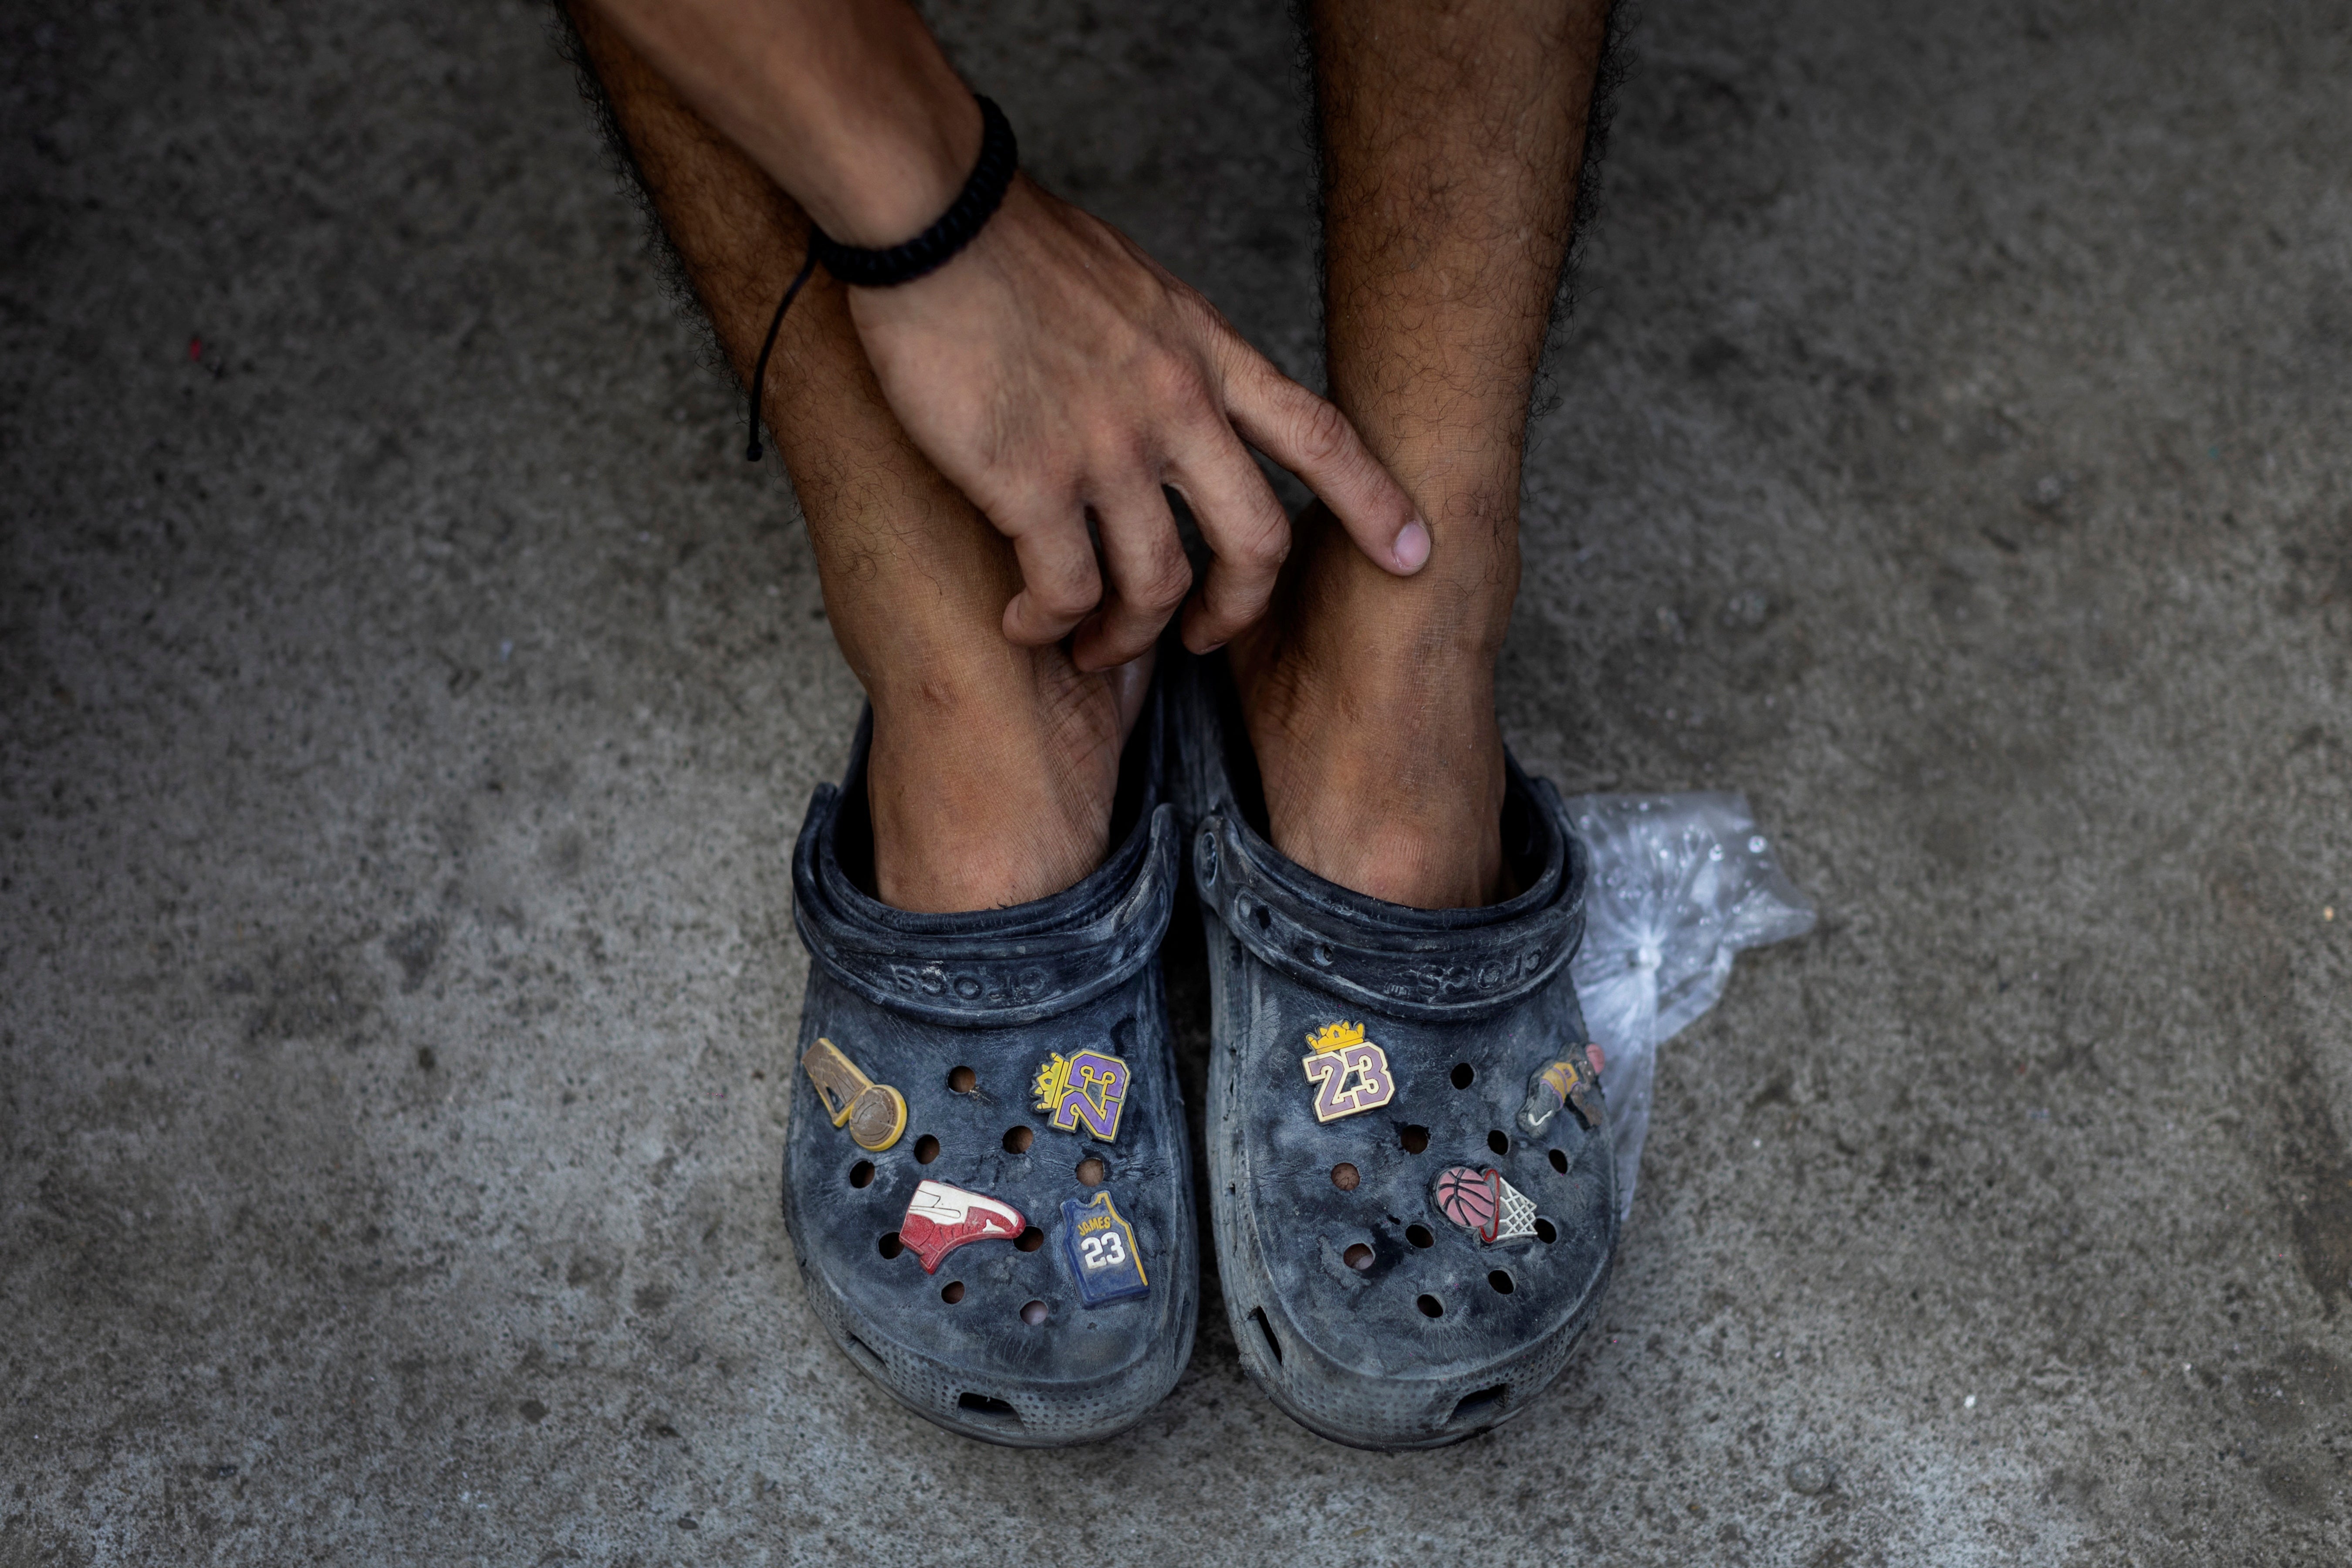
[801,1037,907,1152]
[1300,1021,1396,1123]
[1059,1190,1149,1307]
[1433,1165,1540,1245]
[1031,1048,1132,1141]
[897,1180,1025,1274]
[1516,1044,1605,1137]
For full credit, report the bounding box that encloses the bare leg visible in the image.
[1230,0,1615,908]
[565,7,1142,912]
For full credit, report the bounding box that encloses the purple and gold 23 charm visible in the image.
[1301,1021,1396,1123]
[1060,1190,1149,1307]
[1032,1048,1131,1141]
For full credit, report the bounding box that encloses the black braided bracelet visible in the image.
[746,95,1019,462]
[811,95,1017,287]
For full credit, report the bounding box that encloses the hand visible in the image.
[582,0,1428,666]
[848,175,1430,670]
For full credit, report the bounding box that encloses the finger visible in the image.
[1217,339,1430,576]
[1160,425,1292,652]
[1104,643,1156,741]
[999,510,1105,647]
[1070,488,1194,672]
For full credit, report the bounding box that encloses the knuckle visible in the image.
[1043,581,1098,618]
[1199,559,1268,615]
[1142,351,1212,414]
[1026,558,1098,618]
[1100,625,1153,660]
[1291,395,1355,468]
[1138,554,1194,610]
[1237,517,1290,571]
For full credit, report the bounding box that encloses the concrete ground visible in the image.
[4,0,2349,1561]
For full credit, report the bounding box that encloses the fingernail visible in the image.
[1394,519,1431,572]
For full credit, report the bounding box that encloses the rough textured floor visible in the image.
[5,1,2350,1563]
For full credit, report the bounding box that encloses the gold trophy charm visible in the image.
[801,1037,909,1152]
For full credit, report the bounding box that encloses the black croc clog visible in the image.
[1170,653,1619,1450]
[782,705,1196,1446]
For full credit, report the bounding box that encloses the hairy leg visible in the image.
[564,7,1143,912]
[1229,0,1615,907]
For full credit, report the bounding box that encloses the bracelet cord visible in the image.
[747,95,1019,463]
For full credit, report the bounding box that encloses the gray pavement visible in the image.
[5,0,2350,1562]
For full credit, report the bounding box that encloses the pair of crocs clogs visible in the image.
[781,651,1617,1450]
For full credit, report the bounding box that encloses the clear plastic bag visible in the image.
[1565,793,1816,1216]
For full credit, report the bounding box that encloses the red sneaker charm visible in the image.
[897,1180,1026,1274]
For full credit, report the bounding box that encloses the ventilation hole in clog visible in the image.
[1488,1270,1515,1295]
[1535,1217,1558,1244]
[1076,1156,1106,1186]
[1450,1063,1475,1090]
[1488,1129,1509,1156]
[1020,1299,1048,1325]
[1401,1125,1430,1154]
[1251,903,1273,931]
[947,1065,976,1093]
[956,1391,1020,1423]
[1343,1243,1375,1271]
[1416,1294,1445,1318]
[1015,1226,1044,1253]
[1450,1384,1507,1426]
[1331,1162,1360,1192]
[1548,1147,1568,1174]
[878,1232,903,1260]
[1248,1306,1284,1365]
[1406,1223,1435,1249]
[940,1281,965,1304]
[914,1135,941,1164]
[1003,1126,1034,1154]
[849,1160,875,1188]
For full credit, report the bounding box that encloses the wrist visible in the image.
[794,58,982,247]
[588,0,983,249]
[812,96,1017,287]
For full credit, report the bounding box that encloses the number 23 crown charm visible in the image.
[1300,1021,1396,1123]
[1031,1048,1131,1141]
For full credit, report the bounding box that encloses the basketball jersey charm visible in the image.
[1060,1190,1150,1307]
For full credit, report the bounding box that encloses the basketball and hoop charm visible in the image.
[1433,1165,1540,1245]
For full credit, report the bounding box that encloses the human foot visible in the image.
[1169,649,1617,1450]
[787,691,1198,1446]
[865,645,1151,912]
[1225,501,1512,909]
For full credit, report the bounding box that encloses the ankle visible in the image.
[863,651,1137,913]
[1277,776,1511,910]
[1219,474,1525,909]
[1232,624,1509,909]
